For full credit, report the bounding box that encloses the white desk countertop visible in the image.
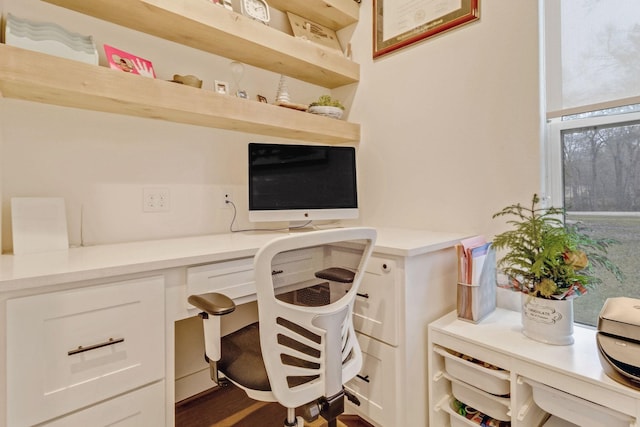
[0,227,470,293]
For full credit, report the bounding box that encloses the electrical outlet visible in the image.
[143,187,170,212]
[219,187,233,209]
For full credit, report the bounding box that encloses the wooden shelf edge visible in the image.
[0,45,360,144]
[268,0,360,31]
[42,0,359,89]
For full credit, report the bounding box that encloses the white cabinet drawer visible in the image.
[346,332,397,427]
[353,256,398,346]
[186,248,319,307]
[187,257,254,306]
[41,381,165,426]
[7,276,165,427]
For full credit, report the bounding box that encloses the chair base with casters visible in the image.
[188,227,376,427]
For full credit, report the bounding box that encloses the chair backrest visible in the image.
[253,227,376,408]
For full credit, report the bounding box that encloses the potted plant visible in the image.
[492,194,623,344]
[308,95,345,119]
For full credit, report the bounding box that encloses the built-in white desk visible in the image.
[0,227,469,427]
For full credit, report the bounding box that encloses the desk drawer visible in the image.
[353,256,398,345]
[7,276,165,427]
[345,332,397,427]
[41,381,165,426]
[186,248,318,307]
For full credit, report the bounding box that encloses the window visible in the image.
[547,112,640,325]
[543,0,640,326]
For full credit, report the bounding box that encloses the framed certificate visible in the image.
[373,0,479,58]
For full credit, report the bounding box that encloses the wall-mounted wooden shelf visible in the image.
[42,0,359,89]
[0,45,360,144]
[268,0,360,31]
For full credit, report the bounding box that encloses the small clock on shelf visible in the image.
[241,0,270,24]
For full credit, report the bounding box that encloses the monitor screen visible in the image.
[248,143,358,223]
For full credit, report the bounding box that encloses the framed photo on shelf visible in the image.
[214,80,229,94]
[104,44,156,77]
[209,0,232,10]
[287,12,342,54]
[373,0,479,58]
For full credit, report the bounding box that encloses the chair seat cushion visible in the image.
[219,321,321,393]
[219,322,271,391]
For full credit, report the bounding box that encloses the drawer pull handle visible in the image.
[68,337,124,356]
[272,269,284,275]
[357,374,370,383]
[356,292,370,299]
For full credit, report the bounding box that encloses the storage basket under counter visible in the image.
[433,346,515,427]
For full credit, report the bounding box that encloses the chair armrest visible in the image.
[189,292,235,385]
[188,292,236,316]
[315,267,355,283]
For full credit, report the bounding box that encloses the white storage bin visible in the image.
[450,413,473,427]
[444,397,510,427]
[448,374,510,421]
[544,415,579,427]
[526,378,634,427]
[435,346,510,396]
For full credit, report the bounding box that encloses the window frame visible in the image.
[543,111,640,210]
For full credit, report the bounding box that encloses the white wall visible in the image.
[344,0,541,239]
[0,0,541,252]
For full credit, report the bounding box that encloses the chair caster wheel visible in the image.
[284,415,305,427]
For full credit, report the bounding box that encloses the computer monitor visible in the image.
[248,142,358,226]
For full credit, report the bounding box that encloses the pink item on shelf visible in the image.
[104,44,155,78]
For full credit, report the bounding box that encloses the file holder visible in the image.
[457,246,496,323]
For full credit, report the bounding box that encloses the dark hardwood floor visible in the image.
[175,385,374,427]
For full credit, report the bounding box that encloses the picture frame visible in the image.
[287,12,342,54]
[104,44,156,77]
[209,0,232,10]
[373,0,479,58]
[214,80,229,95]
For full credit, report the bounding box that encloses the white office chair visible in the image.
[188,227,376,427]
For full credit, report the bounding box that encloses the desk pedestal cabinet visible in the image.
[338,244,461,426]
[6,277,166,427]
[428,308,640,427]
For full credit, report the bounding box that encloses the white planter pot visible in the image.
[308,105,343,119]
[521,293,574,345]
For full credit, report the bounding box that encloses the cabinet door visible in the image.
[6,276,165,427]
[353,256,398,346]
[41,381,165,427]
[345,332,397,427]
